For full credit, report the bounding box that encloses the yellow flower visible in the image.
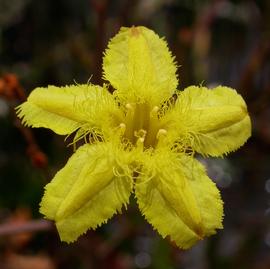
[16,26,251,249]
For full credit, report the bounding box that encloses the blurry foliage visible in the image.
[0,0,270,268]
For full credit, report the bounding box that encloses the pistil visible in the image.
[122,103,165,149]
[144,106,160,148]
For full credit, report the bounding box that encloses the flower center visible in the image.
[120,103,167,149]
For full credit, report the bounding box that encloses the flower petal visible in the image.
[136,150,223,249]
[40,142,133,242]
[103,26,178,105]
[164,86,251,156]
[16,84,122,135]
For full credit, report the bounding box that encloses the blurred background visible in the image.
[0,0,269,268]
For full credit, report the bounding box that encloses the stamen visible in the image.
[119,123,126,132]
[150,106,159,117]
[125,103,135,141]
[126,103,133,110]
[150,106,159,116]
[156,129,167,140]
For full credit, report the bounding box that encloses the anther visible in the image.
[124,104,135,141]
[119,123,126,130]
[126,103,134,110]
[150,106,159,117]
[156,129,167,140]
[119,123,126,134]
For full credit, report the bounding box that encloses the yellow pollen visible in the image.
[119,123,126,136]
[156,129,167,139]
[119,123,126,129]
[150,106,159,116]
[126,103,133,110]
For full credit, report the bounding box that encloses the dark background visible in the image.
[0,0,270,268]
